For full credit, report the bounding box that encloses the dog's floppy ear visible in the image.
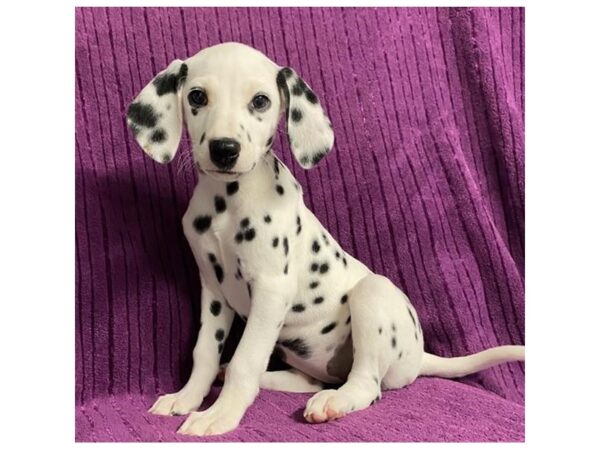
[277,67,334,169]
[126,59,188,164]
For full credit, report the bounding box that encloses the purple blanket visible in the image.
[75,7,524,442]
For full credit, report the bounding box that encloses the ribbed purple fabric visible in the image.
[75,7,524,442]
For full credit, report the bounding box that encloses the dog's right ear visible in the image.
[126,59,188,164]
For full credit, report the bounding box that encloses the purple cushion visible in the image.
[75,378,523,442]
[75,6,524,442]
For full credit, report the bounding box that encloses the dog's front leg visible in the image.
[149,274,235,416]
[178,278,291,436]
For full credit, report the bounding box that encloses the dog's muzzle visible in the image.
[209,138,241,170]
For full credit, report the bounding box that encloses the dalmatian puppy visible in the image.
[126,42,525,436]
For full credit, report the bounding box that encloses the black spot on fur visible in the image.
[312,240,321,253]
[340,294,348,304]
[235,232,244,243]
[246,282,253,298]
[213,264,224,284]
[241,218,250,228]
[313,296,324,304]
[321,322,337,334]
[200,132,206,145]
[283,237,289,255]
[407,305,416,326]
[208,253,216,263]
[193,215,212,234]
[226,181,239,195]
[214,196,226,213]
[266,136,273,147]
[152,63,188,96]
[284,263,288,275]
[244,228,256,241]
[392,323,396,332]
[191,108,198,116]
[161,153,171,163]
[319,263,329,274]
[343,257,348,267]
[378,327,382,335]
[272,237,279,247]
[311,151,327,166]
[322,233,329,246]
[296,216,302,234]
[151,128,167,143]
[309,281,319,289]
[247,131,252,143]
[276,184,284,195]
[215,329,225,341]
[335,251,341,259]
[310,263,319,272]
[292,304,305,313]
[305,88,318,104]
[210,300,221,316]
[398,351,403,359]
[264,215,272,223]
[345,315,351,325]
[127,102,158,128]
[391,337,397,348]
[280,338,311,358]
[300,155,310,166]
[291,108,303,123]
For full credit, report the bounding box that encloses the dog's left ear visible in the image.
[277,67,334,169]
[126,59,188,164]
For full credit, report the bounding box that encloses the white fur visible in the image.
[128,42,525,436]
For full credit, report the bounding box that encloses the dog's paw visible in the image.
[148,391,203,416]
[177,401,243,436]
[303,389,354,423]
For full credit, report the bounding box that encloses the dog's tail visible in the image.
[418,345,524,378]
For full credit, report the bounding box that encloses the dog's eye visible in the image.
[251,94,271,112]
[188,89,208,108]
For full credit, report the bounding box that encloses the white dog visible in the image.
[126,42,524,436]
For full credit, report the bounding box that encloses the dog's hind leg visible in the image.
[303,274,424,423]
[217,364,323,393]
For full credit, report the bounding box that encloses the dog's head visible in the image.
[126,42,334,180]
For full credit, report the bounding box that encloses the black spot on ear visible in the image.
[152,63,188,96]
[276,184,285,195]
[264,215,272,223]
[215,328,225,341]
[300,155,310,166]
[130,123,141,137]
[161,153,171,163]
[340,294,348,304]
[311,150,327,166]
[127,102,158,128]
[241,218,250,228]
[319,263,329,274]
[214,196,226,213]
[313,296,324,305]
[305,88,318,104]
[200,132,206,145]
[151,128,167,143]
[266,136,273,147]
[292,303,305,313]
[193,215,212,234]
[291,108,303,123]
[226,181,239,195]
[321,322,337,334]
[272,237,279,247]
[281,67,294,79]
[210,300,222,316]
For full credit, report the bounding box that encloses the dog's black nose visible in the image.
[209,138,241,170]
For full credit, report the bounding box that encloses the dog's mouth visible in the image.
[196,161,257,180]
